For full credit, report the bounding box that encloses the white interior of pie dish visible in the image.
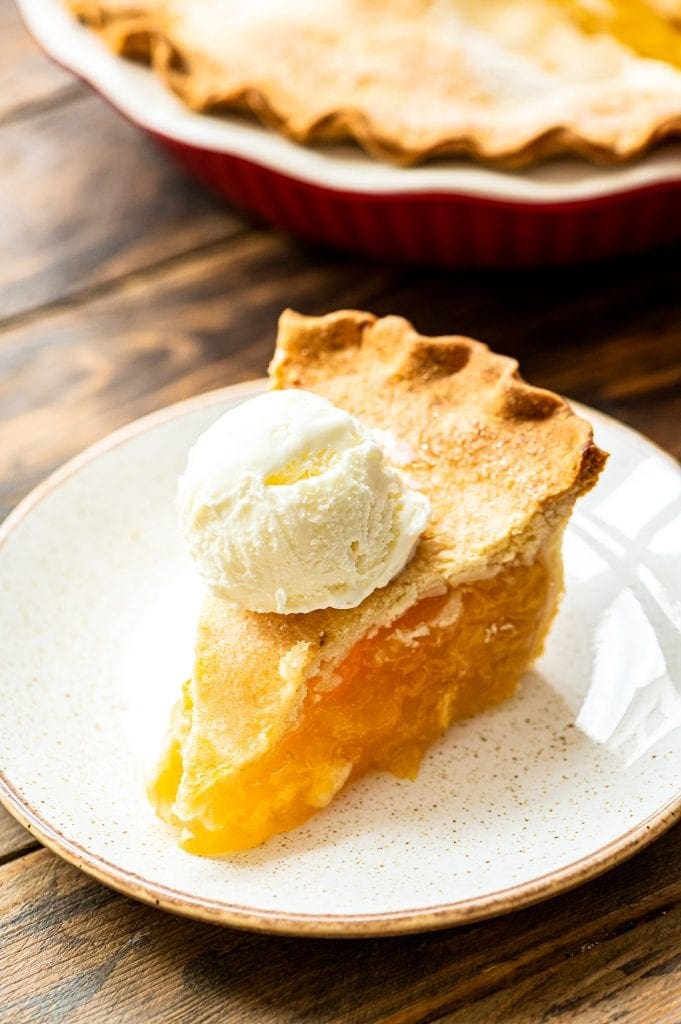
[18,0,681,204]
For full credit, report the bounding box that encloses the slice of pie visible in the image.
[149,310,606,854]
[69,0,681,165]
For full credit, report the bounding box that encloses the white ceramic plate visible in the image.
[1,382,680,937]
[17,0,681,204]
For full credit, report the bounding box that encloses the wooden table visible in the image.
[2,3,681,1020]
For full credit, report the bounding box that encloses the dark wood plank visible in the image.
[0,92,249,321]
[1,826,679,1024]
[440,915,681,1024]
[1,238,679,524]
[0,232,397,521]
[0,807,37,864]
[0,0,78,124]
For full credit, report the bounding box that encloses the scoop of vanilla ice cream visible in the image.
[177,389,431,614]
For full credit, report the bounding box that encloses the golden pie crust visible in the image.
[149,311,607,853]
[70,0,681,165]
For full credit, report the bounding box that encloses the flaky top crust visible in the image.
[69,0,681,166]
[270,309,606,580]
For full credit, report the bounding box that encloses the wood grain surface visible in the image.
[0,1,76,123]
[2,828,681,1024]
[1,2,680,1021]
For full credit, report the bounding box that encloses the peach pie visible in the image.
[69,0,681,165]
[149,310,606,854]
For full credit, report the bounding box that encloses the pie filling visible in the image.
[557,0,681,66]
[149,529,565,854]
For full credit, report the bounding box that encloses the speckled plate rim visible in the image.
[1,381,680,938]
